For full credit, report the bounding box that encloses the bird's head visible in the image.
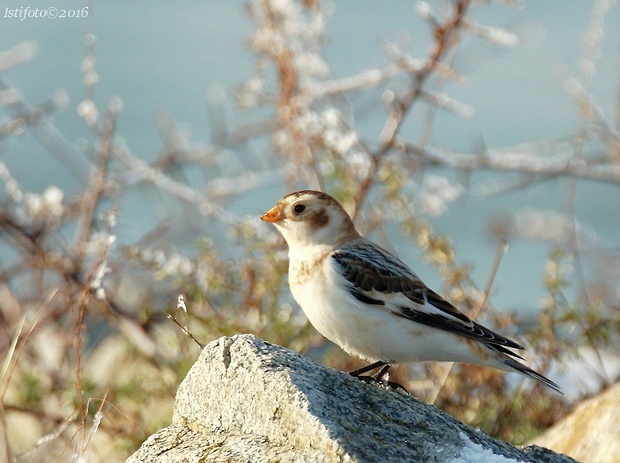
[261,190,360,249]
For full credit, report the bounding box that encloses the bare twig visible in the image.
[165,295,205,348]
[404,142,620,185]
[75,103,119,247]
[0,79,91,182]
[352,0,473,218]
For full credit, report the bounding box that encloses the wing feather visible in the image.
[331,242,523,350]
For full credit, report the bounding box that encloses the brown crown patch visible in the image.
[285,190,332,202]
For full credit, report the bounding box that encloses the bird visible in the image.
[260,189,562,393]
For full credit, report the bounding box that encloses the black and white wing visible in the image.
[331,240,524,353]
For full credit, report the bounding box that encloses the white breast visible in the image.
[288,249,485,365]
[289,251,400,362]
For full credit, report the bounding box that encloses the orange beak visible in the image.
[260,205,284,223]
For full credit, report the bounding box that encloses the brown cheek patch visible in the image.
[309,209,330,230]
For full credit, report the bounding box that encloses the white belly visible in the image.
[289,256,483,365]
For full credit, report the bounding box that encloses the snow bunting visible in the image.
[261,190,562,393]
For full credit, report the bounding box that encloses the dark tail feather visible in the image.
[504,358,563,394]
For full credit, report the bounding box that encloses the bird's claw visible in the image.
[355,374,408,393]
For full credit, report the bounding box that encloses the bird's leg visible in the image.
[374,364,408,392]
[349,361,408,393]
[349,361,388,386]
[375,364,391,381]
[348,361,387,377]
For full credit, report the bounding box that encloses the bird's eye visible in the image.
[293,204,306,214]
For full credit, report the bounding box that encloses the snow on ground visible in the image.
[448,433,526,463]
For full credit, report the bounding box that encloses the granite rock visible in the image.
[127,334,578,463]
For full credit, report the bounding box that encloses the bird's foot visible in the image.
[349,362,408,393]
[356,374,408,392]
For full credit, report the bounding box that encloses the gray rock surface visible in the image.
[127,334,578,463]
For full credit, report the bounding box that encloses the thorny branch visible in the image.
[75,104,120,247]
[352,0,473,218]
